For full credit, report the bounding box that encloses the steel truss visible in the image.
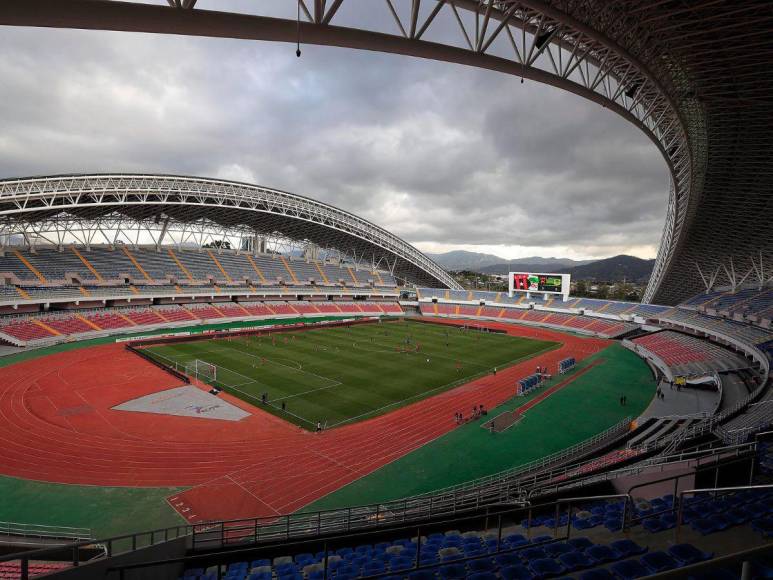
[0,174,458,288]
[0,1,771,303]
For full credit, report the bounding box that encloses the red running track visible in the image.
[0,320,608,523]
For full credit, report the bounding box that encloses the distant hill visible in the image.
[559,255,655,283]
[428,251,591,272]
[426,250,506,271]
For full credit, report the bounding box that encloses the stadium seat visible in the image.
[640,551,679,574]
[609,539,647,558]
[500,564,535,580]
[610,559,650,579]
[667,543,713,565]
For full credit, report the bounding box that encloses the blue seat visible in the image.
[690,518,717,535]
[640,551,679,574]
[275,563,297,575]
[604,517,623,532]
[500,564,534,580]
[468,573,497,580]
[586,545,620,563]
[183,568,204,578]
[578,570,614,580]
[610,539,647,558]
[419,554,439,566]
[408,571,435,580]
[495,553,522,568]
[336,564,359,577]
[610,559,649,579]
[468,558,494,573]
[307,571,324,580]
[573,518,595,530]
[250,559,271,568]
[437,564,466,579]
[750,501,773,516]
[521,547,548,562]
[642,517,663,533]
[294,553,315,566]
[531,535,553,544]
[545,543,574,558]
[362,561,386,576]
[390,557,414,572]
[228,561,248,570]
[659,512,677,529]
[667,543,713,565]
[504,534,528,547]
[335,548,353,558]
[530,558,565,577]
[558,551,594,571]
[463,546,486,558]
[752,516,773,537]
[588,515,604,527]
[568,537,594,551]
[247,573,271,580]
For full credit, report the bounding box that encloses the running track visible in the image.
[0,320,608,523]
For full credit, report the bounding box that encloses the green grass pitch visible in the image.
[143,320,558,429]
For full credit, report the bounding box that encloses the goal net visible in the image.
[185,359,217,382]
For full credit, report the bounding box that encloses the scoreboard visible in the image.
[508,272,571,301]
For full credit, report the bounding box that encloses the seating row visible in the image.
[0,246,397,288]
[0,301,403,344]
[418,304,637,338]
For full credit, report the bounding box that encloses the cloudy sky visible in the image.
[0,1,668,261]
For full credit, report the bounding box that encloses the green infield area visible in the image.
[143,320,558,430]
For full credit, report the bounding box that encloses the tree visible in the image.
[203,240,231,250]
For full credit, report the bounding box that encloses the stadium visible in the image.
[0,1,771,579]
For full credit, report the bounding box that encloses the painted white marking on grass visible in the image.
[326,341,561,428]
[271,380,343,402]
[211,340,340,387]
[349,339,489,368]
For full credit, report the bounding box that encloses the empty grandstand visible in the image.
[0,0,772,578]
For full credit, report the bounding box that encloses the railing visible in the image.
[676,483,773,535]
[0,521,92,543]
[527,442,757,499]
[0,524,193,579]
[191,440,754,552]
[0,437,758,579]
[411,417,633,499]
[110,493,635,579]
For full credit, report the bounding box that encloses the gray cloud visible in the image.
[0,14,666,260]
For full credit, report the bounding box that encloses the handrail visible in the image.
[0,439,757,577]
[676,483,773,533]
[108,493,633,578]
[412,416,632,498]
[527,441,757,499]
[0,521,92,541]
[0,524,193,569]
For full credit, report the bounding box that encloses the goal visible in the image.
[185,359,217,382]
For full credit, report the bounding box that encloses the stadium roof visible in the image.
[0,174,461,289]
[1,1,771,304]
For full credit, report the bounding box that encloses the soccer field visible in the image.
[143,320,558,429]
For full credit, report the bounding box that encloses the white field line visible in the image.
[212,340,341,387]
[326,342,560,428]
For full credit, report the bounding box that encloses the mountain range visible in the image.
[427,250,654,283]
[425,250,592,272]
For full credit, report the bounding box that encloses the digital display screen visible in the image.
[511,273,563,293]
